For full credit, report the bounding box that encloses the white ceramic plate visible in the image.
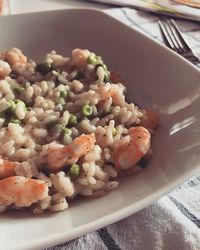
[0,9,200,250]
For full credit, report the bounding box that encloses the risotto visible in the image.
[0,48,159,214]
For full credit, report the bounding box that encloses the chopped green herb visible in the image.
[59,90,68,99]
[82,104,93,117]
[68,114,77,126]
[36,62,52,75]
[68,164,80,178]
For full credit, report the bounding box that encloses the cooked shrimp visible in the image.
[140,110,160,129]
[5,48,27,67]
[48,133,96,170]
[0,59,11,79]
[0,176,48,207]
[97,84,125,107]
[71,48,90,68]
[113,126,151,170]
[0,159,16,179]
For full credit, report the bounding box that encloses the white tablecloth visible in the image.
[3,1,200,249]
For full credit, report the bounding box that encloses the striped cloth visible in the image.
[47,7,200,250]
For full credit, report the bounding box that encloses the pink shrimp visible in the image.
[48,133,96,171]
[113,126,151,170]
[0,176,48,207]
[97,84,125,107]
[71,48,90,68]
[5,48,27,68]
[0,59,11,79]
[0,159,16,179]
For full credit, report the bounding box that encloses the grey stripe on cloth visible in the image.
[48,7,200,250]
[169,196,200,228]
[98,227,121,250]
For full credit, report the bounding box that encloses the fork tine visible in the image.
[170,19,191,52]
[159,19,199,62]
[170,19,199,61]
[158,20,178,52]
[165,20,184,54]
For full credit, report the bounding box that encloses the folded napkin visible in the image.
[91,0,200,21]
[47,7,200,250]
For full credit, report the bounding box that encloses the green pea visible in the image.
[68,164,80,178]
[7,100,16,112]
[68,114,77,126]
[112,128,117,137]
[82,104,93,117]
[88,53,98,65]
[36,62,52,75]
[88,53,103,64]
[62,127,72,136]
[59,90,68,99]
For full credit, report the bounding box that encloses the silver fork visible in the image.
[158,19,200,67]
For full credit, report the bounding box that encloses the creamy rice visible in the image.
[0,48,159,213]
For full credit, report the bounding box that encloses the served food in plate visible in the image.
[0,48,159,213]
